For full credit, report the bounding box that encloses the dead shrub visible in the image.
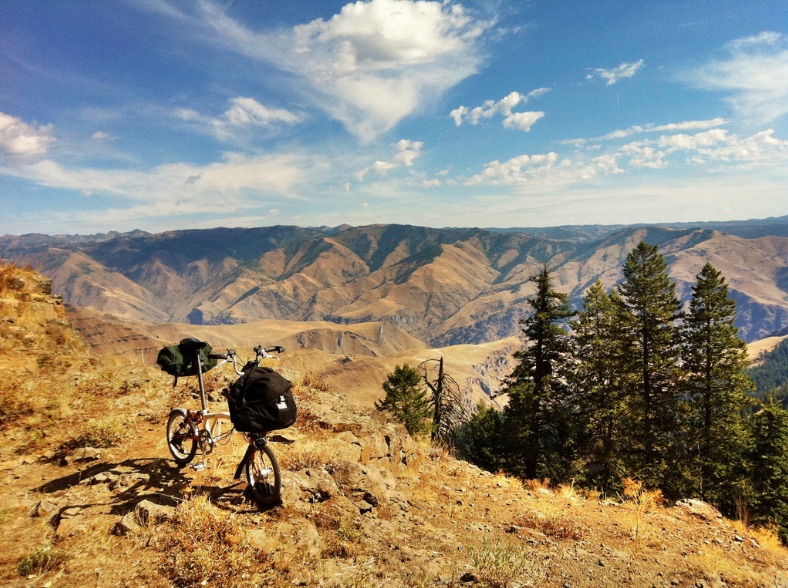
[514,511,587,541]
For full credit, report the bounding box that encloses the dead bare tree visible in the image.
[419,357,473,446]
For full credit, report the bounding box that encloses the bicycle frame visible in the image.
[165,342,286,506]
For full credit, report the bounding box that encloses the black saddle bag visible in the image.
[227,366,297,433]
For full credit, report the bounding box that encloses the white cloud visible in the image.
[467,128,788,187]
[223,97,301,126]
[588,59,645,85]
[174,97,301,141]
[91,131,114,141]
[502,111,545,132]
[354,138,423,180]
[0,151,307,204]
[685,31,788,125]
[450,88,549,130]
[0,112,55,159]
[153,0,493,142]
[619,128,788,168]
[467,152,559,185]
[564,118,729,145]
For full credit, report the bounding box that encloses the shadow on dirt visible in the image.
[35,456,278,516]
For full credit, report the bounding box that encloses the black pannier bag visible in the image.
[227,366,297,433]
[156,338,218,384]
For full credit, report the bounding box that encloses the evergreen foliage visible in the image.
[746,399,788,544]
[376,364,432,436]
[452,244,787,543]
[616,242,685,495]
[681,263,753,513]
[504,264,575,481]
[571,282,633,494]
[748,337,788,402]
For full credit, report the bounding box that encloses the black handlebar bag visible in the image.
[228,367,297,433]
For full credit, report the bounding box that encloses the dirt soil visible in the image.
[1,373,786,588]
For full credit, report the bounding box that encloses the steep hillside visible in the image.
[2,219,787,343]
[63,305,516,407]
[0,266,786,587]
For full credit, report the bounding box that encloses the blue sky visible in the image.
[1,0,787,235]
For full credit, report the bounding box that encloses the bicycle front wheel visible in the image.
[166,408,198,466]
[245,441,281,507]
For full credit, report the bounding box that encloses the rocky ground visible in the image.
[1,378,786,587]
[0,262,786,587]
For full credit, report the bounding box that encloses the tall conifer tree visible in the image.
[682,263,752,511]
[747,399,788,543]
[505,264,574,481]
[616,242,684,493]
[572,281,635,494]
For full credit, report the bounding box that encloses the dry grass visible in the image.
[152,494,263,587]
[514,510,588,541]
[16,546,68,577]
[619,478,663,541]
[467,534,542,588]
[278,438,341,471]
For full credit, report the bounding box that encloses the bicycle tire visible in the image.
[166,408,198,466]
[245,441,281,507]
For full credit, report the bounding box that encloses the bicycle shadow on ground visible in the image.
[36,456,276,515]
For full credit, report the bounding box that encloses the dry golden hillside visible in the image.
[1,263,787,587]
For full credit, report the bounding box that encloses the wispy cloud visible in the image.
[587,59,645,85]
[563,118,729,145]
[683,31,788,125]
[148,0,494,142]
[450,89,548,131]
[0,145,308,204]
[175,97,301,141]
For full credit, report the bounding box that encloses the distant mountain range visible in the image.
[1,217,786,344]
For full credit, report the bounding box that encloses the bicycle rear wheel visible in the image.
[166,408,198,466]
[245,440,281,507]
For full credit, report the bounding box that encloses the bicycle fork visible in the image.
[233,437,268,481]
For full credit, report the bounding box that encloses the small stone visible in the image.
[30,499,58,518]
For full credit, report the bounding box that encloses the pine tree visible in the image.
[747,399,788,544]
[682,263,752,512]
[571,281,634,494]
[455,403,509,473]
[376,364,432,436]
[504,264,574,481]
[616,242,685,494]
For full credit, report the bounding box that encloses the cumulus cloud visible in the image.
[354,139,423,180]
[587,59,645,85]
[684,31,788,125]
[502,111,545,132]
[450,89,548,131]
[467,128,788,187]
[0,112,55,159]
[467,152,560,185]
[152,0,492,142]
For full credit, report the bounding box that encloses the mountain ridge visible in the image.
[1,218,786,344]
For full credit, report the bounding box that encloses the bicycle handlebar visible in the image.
[205,345,285,376]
